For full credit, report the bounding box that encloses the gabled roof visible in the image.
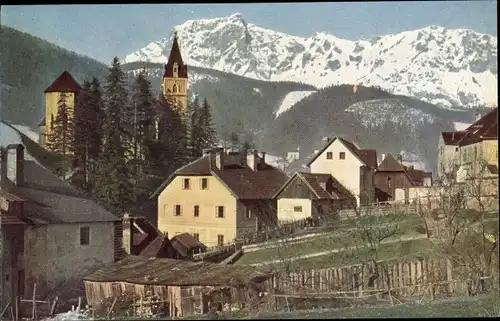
[441,131,467,145]
[455,108,498,146]
[0,159,118,223]
[151,153,289,200]
[170,233,206,258]
[274,172,351,200]
[163,32,188,78]
[44,71,82,93]
[139,234,174,258]
[377,154,406,172]
[306,137,378,169]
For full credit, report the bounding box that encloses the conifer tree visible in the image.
[131,69,156,171]
[72,80,91,189]
[87,77,105,165]
[198,97,217,150]
[189,95,202,159]
[47,92,74,177]
[93,57,133,213]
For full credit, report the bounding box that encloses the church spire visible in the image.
[163,30,187,79]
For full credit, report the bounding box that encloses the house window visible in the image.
[326,152,333,159]
[173,84,178,93]
[339,152,346,160]
[245,208,252,219]
[174,205,182,216]
[193,233,199,241]
[194,205,199,217]
[387,177,392,187]
[216,206,225,218]
[80,227,90,245]
[293,206,302,212]
[183,178,190,190]
[455,147,459,152]
[200,178,208,190]
[217,235,224,246]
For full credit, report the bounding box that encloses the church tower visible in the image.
[162,31,189,119]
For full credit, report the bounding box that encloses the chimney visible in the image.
[0,147,7,182]
[260,151,266,167]
[6,144,25,186]
[122,213,134,255]
[396,153,403,164]
[246,149,258,171]
[213,147,224,170]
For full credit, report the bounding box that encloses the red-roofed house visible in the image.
[306,137,378,207]
[151,148,288,247]
[39,71,81,148]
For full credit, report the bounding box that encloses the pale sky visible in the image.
[1,2,497,63]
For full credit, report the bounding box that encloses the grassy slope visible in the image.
[0,26,109,127]
[235,216,426,266]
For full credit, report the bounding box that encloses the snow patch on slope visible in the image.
[275,90,316,117]
[42,311,90,321]
[347,98,437,131]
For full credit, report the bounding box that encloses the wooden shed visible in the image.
[82,256,274,317]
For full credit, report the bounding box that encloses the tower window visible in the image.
[173,62,179,77]
[172,84,178,93]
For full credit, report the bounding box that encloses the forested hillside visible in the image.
[0,26,108,125]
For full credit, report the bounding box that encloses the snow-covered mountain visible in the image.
[124,13,498,109]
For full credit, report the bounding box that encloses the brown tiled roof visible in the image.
[163,33,188,78]
[404,166,432,184]
[306,137,378,169]
[152,153,288,200]
[456,108,498,146]
[133,232,149,247]
[83,256,272,286]
[377,154,405,172]
[300,173,350,200]
[139,234,175,258]
[441,131,467,145]
[170,233,206,257]
[44,71,82,93]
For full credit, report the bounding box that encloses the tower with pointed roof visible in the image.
[39,71,81,148]
[162,31,189,119]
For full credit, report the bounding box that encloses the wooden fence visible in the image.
[338,204,418,219]
[272,258,492,299]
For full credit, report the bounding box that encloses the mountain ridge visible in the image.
[124,13,498,109]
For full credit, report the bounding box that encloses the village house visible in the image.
[273,172,354,223]
[374,153,433,202]
[151,148,288,248]
[306,137,378,207]
[437,107,498,182]
[38,71,81,148]
[0,144,120,307]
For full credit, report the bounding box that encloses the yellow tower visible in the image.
[162,31,189,119]
[39,71,81,148]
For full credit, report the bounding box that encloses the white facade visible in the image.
[309,139,363,207]
[277,198,312,222]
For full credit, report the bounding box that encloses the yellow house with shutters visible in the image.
[39,71,81,148]
[151,148,288,248]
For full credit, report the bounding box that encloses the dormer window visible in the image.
[173,62,179,77]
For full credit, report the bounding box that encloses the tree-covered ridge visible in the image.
[0,26,109,125]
